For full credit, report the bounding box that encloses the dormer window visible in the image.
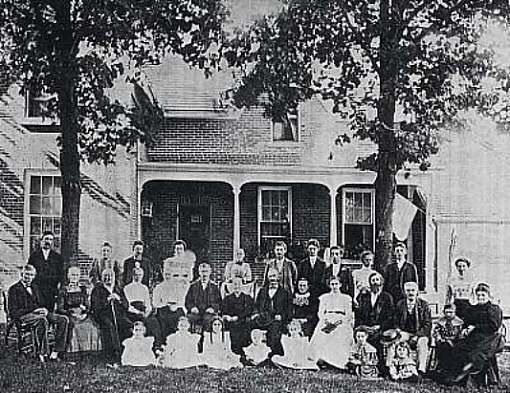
[272,107,299,141]
[23,90,58,126]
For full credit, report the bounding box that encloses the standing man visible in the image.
[8,265,69,362]
[28,230,65,312]
[384,242,418,304]
[297,239,328,299]
[325,245,354,297]
[252,268,292,356]
[122,240,152,288]
[184,262,222,333]
[393,281,432,376]
[262,241,297,294]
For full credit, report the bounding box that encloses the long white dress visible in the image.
[121,336,156,367]
[201,331,242,370]
[310,291,353,369]
[272,335,319,370]
[158,331,202,369]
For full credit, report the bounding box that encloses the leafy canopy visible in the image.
[0,0,226,164]
[222,0,510,172]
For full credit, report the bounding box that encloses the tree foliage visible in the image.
[222,0,510,267]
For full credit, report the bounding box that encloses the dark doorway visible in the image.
[179,205,210,267]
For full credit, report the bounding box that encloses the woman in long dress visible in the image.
[310,276,353,369]
[56,266,101,352]
[445,257,476,320]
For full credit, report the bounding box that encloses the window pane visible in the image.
[30,217,41,235]
[262,206,271,221]
[354,193,362,209]
[54,177,61,194]
[30,236,40,254]
[363,193,371,209]
[42,217,53,232]
[262,191,270,205]
[362,207,372,223]
[42,197,52,215]
[30,176,41,194]
[53,219,61,235]
[29,196,41,214]
[271,192,280,205]
[272,207,280,221]
[354,207,363,222]
[53,197,62,215]
[42,176,53,195]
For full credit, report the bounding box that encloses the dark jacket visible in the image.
[394,297,432,337]
[255,285,292,324]
[297,256,328,297]
[28,249,65,310]
[325,263,354,297]
[90,283,128,319]
[122,256,152,288]
[383,261,418,303]
[7,281,44,321]
[262,258,298,294]
[464,302,502,338]
[184,280,222,315]
[221,292,255,324]
[355,290,394,331]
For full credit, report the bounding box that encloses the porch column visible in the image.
[329,187,338,247]
[232,184,241,259]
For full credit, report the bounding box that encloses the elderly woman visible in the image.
[56,266,101,353]
[310,276,353,369]
[444,283,504,386]
[445,257,476,320]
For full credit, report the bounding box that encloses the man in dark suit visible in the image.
[393,281,432,375]
[384,242,418,304]
[252,268,292,356]
[184,262,222,333]
[8,264,69,362]
[297,238,328,299]
[90,268,133,367]
[325,245,354,297]
[122,240,154,288]
[262,241,298,294]
[27,230,65,311]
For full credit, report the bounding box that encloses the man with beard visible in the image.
[28,231,65,311]
[297,239,328,299]
[262,241,297,295]
[252,268,292,356]
[221,277,255,361]
[91,268,133,367]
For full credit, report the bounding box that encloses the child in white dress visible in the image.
[245,329,271,366]
[157,316,203,369]
[272,320,318,370]
[389,342,419,382]
[201,316,242,370]
[121,321,156,367]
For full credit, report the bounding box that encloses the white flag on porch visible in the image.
[393,193,418,240]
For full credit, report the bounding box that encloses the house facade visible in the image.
[1,55,509,314]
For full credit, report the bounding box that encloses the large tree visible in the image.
[223,0,510,269]
[0,0,225,266]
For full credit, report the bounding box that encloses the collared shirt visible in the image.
[275,258,284,273]
[396,259,405,271]
[309,256,317,268]
[42,248,50,261]
[332,263,341,277]
[22,281,33,296]
[201,281,209,291]
[268,287,277,299]
[407,299,416,313]
[370,291,380,308]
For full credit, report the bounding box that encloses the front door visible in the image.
[178,205,210,266]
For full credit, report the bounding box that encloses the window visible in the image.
[24,90,58,124]
[272,107,299,141]
[258,186,292,252]
[27,175,61,254]
[342,188,375,259]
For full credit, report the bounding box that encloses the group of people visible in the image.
[6,232,505,387]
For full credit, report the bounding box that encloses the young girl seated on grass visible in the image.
[347,326,379,378]
[389,341,419,382]
[244,329,271,366]
[202,316,242,370]
[157,316,203,369]
[272,320,318,370]
[121,321,156,367]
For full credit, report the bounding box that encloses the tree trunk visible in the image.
[56,4,80,272]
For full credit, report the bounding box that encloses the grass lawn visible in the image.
[1,345,510,393]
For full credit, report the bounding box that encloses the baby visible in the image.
[157,316,203,369]
[389,341,419,382]
[121,321,156,367]
[347,326,379,378]
[244,329,271,366]
[272,319,318,370]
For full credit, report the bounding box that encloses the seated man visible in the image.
[391,281,432,375]
[123,267,163,349]
[8,264,69,362]
[221,277,255,360]
[222,248,253,297]
[153,265,187,338]
[252,268,292,356]
[184,262,221,333]
[90,268,133,367]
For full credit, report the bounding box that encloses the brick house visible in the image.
[1,54,509,313]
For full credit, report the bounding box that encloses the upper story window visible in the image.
[27,174,62,254]
[342,188,375,259]
[272,107,299,142]
[258,186,292,252]
[23,90,58,125]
